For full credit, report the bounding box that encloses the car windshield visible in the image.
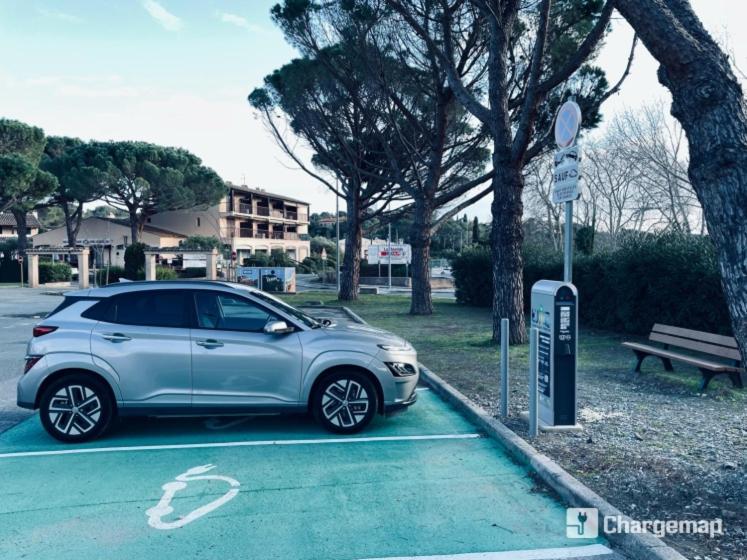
[247,289,322,329]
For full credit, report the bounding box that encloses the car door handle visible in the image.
[101,333,132,342]
[196,339,224,348]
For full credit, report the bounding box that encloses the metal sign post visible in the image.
[553,100,582,282]
[387,223,392,290]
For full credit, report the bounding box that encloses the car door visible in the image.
[190,290,303,407]
[90,289,193,410]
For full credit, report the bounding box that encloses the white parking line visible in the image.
[0,432,482,459]
[359,544,613,560]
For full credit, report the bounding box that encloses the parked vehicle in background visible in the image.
[17,281,419,442]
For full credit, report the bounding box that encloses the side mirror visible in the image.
[264,320,294,335]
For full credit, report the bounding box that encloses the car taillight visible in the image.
[24,355,42,373]
[32,325,58,337]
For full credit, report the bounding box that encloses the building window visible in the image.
[197,217,201,227]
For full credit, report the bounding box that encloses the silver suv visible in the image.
[17,281,418,442]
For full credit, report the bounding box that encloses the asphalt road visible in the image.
[0,288,63,433]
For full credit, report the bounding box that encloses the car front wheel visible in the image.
[39,374,114,443]
[313,371,378,434]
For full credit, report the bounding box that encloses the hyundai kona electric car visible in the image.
[17,281,419,442]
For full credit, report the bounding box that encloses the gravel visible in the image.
[462,354,746,560]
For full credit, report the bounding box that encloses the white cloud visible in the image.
[37,8,83,24]
[142,0,183,31]
[216,11,264,34]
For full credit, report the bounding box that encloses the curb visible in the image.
[418,364,687,560]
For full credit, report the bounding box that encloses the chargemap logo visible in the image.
[566,508,599,539]
[566,508,724,540]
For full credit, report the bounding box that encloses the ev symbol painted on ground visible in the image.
[146,464,240,530]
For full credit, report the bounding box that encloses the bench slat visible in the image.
[622,342,742,372]
[649,332,742,361]
[652,323,738,349]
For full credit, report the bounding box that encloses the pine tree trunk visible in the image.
[339,193,361,301]
[11,209,29,256]
[409,197,433,315]
[615,0,747,370]
[62,204,75,246]
[129,211,139,245]
[490,165,527,345]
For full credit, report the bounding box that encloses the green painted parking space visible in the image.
[0,390,611,560]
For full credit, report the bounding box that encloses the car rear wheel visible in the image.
[313,371,378,434]
[39,374,114,443]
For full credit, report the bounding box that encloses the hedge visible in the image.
[156,266,178,280]
[95,266,127,286]
[452,232,732,336]
[39,262,72,283]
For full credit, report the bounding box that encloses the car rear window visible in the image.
[48,296,100,318]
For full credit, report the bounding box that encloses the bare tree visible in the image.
[582,141,646,245]
[607,104,702,233]
[523,160,562,250]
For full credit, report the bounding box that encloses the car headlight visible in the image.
[385,362,418,377]
[378,342,413,352]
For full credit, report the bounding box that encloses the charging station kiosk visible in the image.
[531,280,579,427]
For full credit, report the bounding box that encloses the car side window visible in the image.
[108,290,190,328]
[194,292,278,332]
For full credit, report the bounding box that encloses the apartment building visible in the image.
[147,185,310,263]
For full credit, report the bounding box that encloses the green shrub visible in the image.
[243,253,270,267]
[39,261,72,283]
[0,240,21,282]
[179,235,222,251]
[178,267,206,279]
[124,242,146,280]
[453,232,732,336]
[95,266,127,285]
[451,246,493,307]
[359,260,409,278]
[156,266,178,280]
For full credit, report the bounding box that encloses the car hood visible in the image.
[320,320,409,347]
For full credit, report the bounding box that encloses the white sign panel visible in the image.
[367,244,411,265]
[552,147,581,204]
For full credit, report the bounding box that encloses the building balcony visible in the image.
[222,229,308,241]
[231,203,308,223]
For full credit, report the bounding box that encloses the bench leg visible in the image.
[728,371,744,389]
[699,369,717,392]
[660,357,674,372]
[632,350,647,373]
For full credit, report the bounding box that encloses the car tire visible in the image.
[313,371,378,434]
[39,374,114,443]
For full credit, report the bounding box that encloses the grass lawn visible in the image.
[281,291,744,401]
[281,291,746,559]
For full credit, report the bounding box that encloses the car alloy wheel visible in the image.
[40,374,114,443]
[314,371,378,434]
[47,384,102,436]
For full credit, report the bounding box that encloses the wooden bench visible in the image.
[622,324,744,391]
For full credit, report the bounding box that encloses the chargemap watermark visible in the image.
[566,508,723,540]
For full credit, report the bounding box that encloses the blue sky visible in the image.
[1,0,745,220]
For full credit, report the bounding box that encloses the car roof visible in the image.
[64,280,259,299]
